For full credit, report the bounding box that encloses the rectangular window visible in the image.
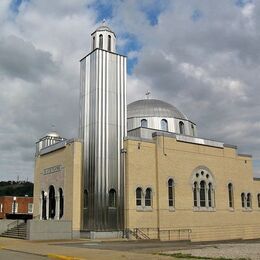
[28,203,33,213]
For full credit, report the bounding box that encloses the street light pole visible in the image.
[13,196,17,214]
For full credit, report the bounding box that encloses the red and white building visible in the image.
[0,196,33,219]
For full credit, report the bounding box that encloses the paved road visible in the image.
[0,249,47,260]
[3,237,260,260]
[54,240,193,253]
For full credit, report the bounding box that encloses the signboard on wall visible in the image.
[42,165,64,175]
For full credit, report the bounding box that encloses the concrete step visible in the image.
[2,232,26,236]
[0,223,27,239]
[0,234,26,239]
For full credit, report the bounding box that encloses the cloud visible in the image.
[0,0,96,180]
[0,35,57,82]
[1,0,260,180]
[114,0,260,175]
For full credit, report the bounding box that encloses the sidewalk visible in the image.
[0,237,173,260]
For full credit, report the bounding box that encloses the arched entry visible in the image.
[49,185,56,219]
[41,191,47,220]
[59,188,64,219]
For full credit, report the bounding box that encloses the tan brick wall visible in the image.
[125,135,260,242]
[33,140,82,232]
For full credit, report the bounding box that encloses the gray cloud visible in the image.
[114,0,260,174]
[1,0,260,180]
[0,35,57,82]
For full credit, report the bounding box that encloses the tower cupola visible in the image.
[91,23,116,52]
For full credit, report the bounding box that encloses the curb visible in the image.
[48,254,85,260]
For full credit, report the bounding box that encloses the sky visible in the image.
[0,0,260,181]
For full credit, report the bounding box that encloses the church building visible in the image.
[33,25,260,241]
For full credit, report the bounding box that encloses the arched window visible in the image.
[247,193,252,208]
[141,119,147,128]
[200,181,206,207]
[49,185,56,219]
[258,194,260,208]
[84,189,88,209]
[193,182,198,207]
[59,188,64,219]
[41,191,47,220]
[228,183,234,208]
[108,35,111,51]
[161,119,168,131]
[136,187,142,206]
[191,124,195,136]
[145,188,152,207]
[109,189,116,208]
[168,179,174,207]
[192,167,215,210]
[241,193,245,208]
[93,36,95,49]
[179,121,185,134]
[99,34,103,49]
[208,183,213,207]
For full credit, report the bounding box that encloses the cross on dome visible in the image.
[145,91,151,99]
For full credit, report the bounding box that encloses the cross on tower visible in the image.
[145,91,151,99]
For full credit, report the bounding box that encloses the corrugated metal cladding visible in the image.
[79,49,126,231]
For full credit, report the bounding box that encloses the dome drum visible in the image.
[127,99,197,137]
[91,25,116,52]
[35,131,66,156]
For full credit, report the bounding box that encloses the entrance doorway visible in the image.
[41,191,47,220]
[49,185,56,219]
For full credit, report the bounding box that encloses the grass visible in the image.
[157,252,251,260]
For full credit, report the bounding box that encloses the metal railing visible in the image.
[132,228,150,239]
[126,228,192,241]
[159,228,192,241]
[7,220,20,231]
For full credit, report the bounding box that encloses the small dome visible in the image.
[127,99,188,120]
[46,131,60,138]
[96,25,113,32]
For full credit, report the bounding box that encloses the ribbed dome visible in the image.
[127,99,188,120]
[91,24,116,38]
[96,25,113,33]
[46,131,60,138]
